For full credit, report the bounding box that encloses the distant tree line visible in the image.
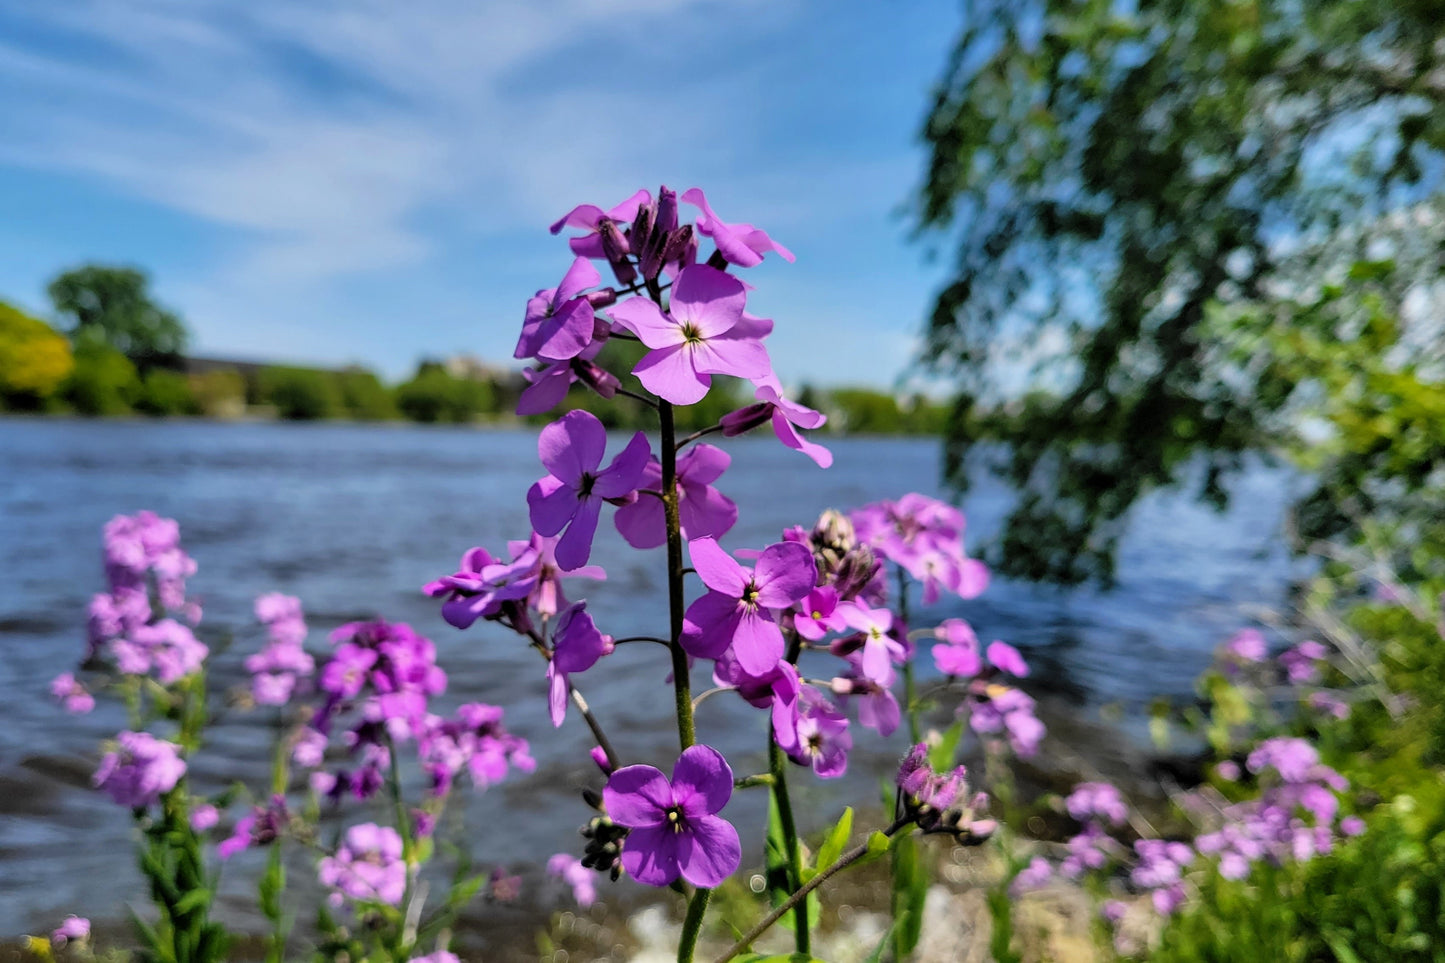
[1,263,949,435]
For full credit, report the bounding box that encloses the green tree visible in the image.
[257,366,341,420]
[62,344,142,416]
[335,367,397,421]
[915,0,1445,584]
[0,301,73,409]
[135,369,201,417]
[49,265,189,370]
[395,364,496,424]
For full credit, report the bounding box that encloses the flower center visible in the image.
[666,806,686,834]
[578,472,596,498]
[679,322,703,345]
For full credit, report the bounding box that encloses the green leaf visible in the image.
[817,807,854,870]
[929,720,965,770]
[862,919,900,963]
[890,833,929,958]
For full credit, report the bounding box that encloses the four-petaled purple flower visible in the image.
[680,188,795,267]
[527,410,650,571]
[319,822,407,906]
[614,443,738,549]
[547,602,614,727]
[607,266,772,405]
[681,537,816,675]
[603,744,741,888]
[721,377,832,468]
[514,257,604,362]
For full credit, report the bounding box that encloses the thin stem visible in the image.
[769,736,809,955]
[709,819,913,963]
[734,774,776,789]
[661,399,696,750]
[678,887,713,963]
[522,626,623,768]
[692,685,736,710]
[616,386,661,409]
[678,423,726,448]
[895,564,921,744]
[613,635,673,647]
[570,687,621,771]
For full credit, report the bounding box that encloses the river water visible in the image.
[0,418,1306,938]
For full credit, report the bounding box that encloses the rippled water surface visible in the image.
[0,417,1305,936]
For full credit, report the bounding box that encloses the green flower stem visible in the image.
[678,886,713,963]
[660,398,696,751]
[709,818,913,963]
[895,565,921,743]
[768,736,810,955]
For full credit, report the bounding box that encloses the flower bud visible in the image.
[720,402,773,437]
[586,288,617,309]
[599,220,635,286]
[582,787,604,810]
[656,186,678,235]
[832,546,880,600]
[661,225,696,270]
[573,359,620,399]
[588,745,614,777]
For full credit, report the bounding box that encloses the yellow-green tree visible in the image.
[0,301,74,409]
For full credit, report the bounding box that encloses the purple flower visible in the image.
[720,378,832,468]
[527,410,650,571]
[603,744,741,888]
[1223,627,1267,663]
[51,916,90,947]
[681,538,816,674]
[986,641,1030,678]
[547,602,614,727]
[1010,856,1053,895]
[680,188,795,268]
[511,533,607,617]
[49,673,95,714]
[246,593,314,706]
[408,954,460,963]
[832,669,901,737]
[217,795,289,859]
[614,443,738,549]
[793,585,844,641]
[968,686,1045,757]
[319,822,407,906]
[851,494,987,602]
[837,601,907,685]
[1066,782,1128,827]
[516,340,619,416]
[94,731,187,809]
[547,853,597,907]
[606,266,772,405]
[932,619,982,678]
[777,687,852,778]
[515,257,604,362]
[190,802,220,831]
[424,544,539,629]
[1279,640,1328,684]
[418,703,533,796]
[550,188,651,258]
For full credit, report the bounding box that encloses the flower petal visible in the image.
[554,495,602,571]
[671,745,733,817]
[547,663,568,728]
[634,345,709,405]
[690,335,772,380]
[752,541,817,607]
[619,824,681,886]
[555,256,602,303]
[527,475,576,538]
[603,765,672,828]
[732,609,784,676]
[614,492,666,549]
[670,265,745,338]
[681,592,743,660]
[677,814,741,888]
[687,538,748,596]
[607,297,683,348]
[538,410,606,482]
[594,431,652,498]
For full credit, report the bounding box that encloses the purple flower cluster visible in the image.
[896,744,995,839]
[217,794,290,860]
[518,185,830,466]
[852,494,988,605]
[930,619,1044,757]
[93,730,187,809]
[245,593,314,706]
[82,512,205,685]
[318,822,407,907]
[49,672,94,714]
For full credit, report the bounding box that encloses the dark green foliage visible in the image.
[135,369,201,417]
[334,366,397,421]
[915,0,1445,585]
[394,364,497,423]
[49,265,189,370]
[62,343,141,416]
[257,366,342,420]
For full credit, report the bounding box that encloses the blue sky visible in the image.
[0,0,966,388]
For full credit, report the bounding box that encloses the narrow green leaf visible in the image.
[816,807,854,871]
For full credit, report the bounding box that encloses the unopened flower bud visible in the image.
[812,510,856,554]
[829,677,855,696]
[573,359,619,399]
[661,225,696,269]
[582,787,604,810]
[720,402,773,437]
[656,186,678,234]
[586,288,617,309]
[599,220,635,286]
[833,546,880,600]
[588,745,613,777]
